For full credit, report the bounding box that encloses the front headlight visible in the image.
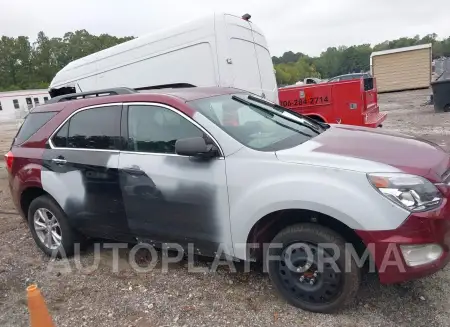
[367,173,443,212]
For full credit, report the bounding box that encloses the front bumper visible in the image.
[356,194,450,284]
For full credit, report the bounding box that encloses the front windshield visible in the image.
[189,94,324,151]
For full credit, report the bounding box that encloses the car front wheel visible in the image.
[266,223,361,313]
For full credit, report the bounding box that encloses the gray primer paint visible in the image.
[41,149,132,240]
[118,151,231,255]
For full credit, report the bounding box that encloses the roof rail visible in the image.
[135,83,196,91]
[46,87,137,104]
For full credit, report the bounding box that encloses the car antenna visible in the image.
[242,13,251,21]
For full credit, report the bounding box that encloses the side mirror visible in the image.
[175,137,218,159]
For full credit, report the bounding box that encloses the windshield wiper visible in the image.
[247,95,330,131]
[231,96,315,137]
[232,95,320,135]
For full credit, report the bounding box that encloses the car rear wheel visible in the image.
[266,223,360,313]
[28,195,86,257]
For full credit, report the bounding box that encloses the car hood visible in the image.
[275,125,450,182]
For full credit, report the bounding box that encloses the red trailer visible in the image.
[278,77,386,127]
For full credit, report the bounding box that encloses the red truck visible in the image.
[278,77,387,127]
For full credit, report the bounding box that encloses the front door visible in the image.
[118,103,231,256]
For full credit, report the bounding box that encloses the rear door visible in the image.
[42,104,130,240]
[118,103,231,255]
[224,15,262,98]
[363,76,377,109]
[251,28,279,104]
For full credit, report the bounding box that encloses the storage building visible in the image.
[370,44,432,93]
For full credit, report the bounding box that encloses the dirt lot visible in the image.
[1,89,450,327]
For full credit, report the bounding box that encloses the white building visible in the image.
[0,89,50,122]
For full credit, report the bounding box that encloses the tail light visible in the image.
[4,151,14,173]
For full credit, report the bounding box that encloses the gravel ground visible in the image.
[1,89,450,327]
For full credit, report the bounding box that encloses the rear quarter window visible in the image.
[14,112,57,145]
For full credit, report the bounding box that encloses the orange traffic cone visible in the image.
[27,284,55,327]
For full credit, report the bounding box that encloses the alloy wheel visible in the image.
[33,208,62,250]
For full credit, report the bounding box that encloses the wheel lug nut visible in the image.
[313,272,318,277]
[299,276,305,282]
[310,279,315,285]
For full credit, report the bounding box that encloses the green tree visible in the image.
[273,33,450,85]
[0,36,20,89]
[33,31,58,85]
[1,30,450,91]
[0,30,134,91]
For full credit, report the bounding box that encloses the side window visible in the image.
[15,112,57,144]
[44,97,49,103]
[13,99,19,109]
[0,101,2,111]
[128,105,203,154]
[34,98,40,105]
[52,106,121,150]
[52,122,69,148]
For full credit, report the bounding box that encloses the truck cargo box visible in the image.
[278,77,386,128]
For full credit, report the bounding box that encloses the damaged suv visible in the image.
[5,87,450,313]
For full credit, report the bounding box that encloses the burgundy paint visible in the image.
[313,125,450,182]
[31,87,244,118]
[8,148,45,217]
[356,184,450,284]
[140,87,243,102]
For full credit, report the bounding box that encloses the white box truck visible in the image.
[49,13,279,103]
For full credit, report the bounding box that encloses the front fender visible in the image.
[226,159,410,260]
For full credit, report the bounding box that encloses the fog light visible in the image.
[400,244,443,267]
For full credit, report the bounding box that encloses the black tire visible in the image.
[28,195,86,257]
[266,223,360,313]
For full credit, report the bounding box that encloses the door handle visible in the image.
[122,167,146,176]
[51,158,67,165]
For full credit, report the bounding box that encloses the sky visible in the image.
[0,0,449,57]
